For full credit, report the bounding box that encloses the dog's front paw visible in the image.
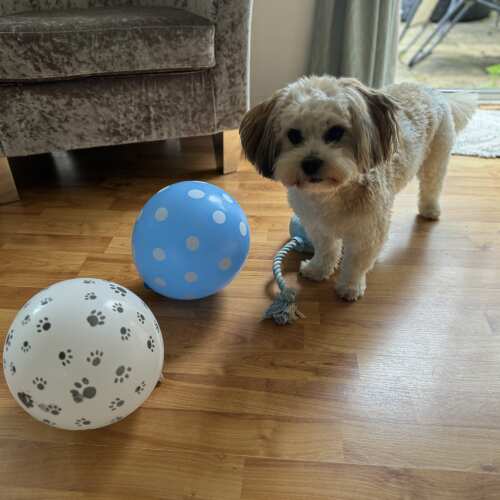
[419,202,441,221]
[299,259,334,282]
[335,280,366,301]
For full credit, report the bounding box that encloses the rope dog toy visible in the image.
[264,214,314,325]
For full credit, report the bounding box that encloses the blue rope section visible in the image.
[264,236,307,325]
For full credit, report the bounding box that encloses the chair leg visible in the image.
[212,130,242,175]
[408,0,471,68]
[0,156,19,204]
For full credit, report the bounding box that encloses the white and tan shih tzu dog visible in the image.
[240,76,476,301]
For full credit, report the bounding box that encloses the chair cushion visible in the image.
[0,6,215,81]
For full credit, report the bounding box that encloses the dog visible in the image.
[240,76,476,301]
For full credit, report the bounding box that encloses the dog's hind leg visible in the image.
[417,115,454,220]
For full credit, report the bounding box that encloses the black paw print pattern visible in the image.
[21,340,31,353]
[120,327,131,341]
[9,362,16,375]
[112,302,124,313]
[109,284,127,297]
[154,320,161,334]
[42,419,57,426]
[135,381,146,395]
[75,417,92,427]
[33,377,47,390]
[109,397,125,411]
[18,392,34,408]
[5,330,14,351]
[83,279,96,284]
[137,312,145,325]
[87,310,105,327]
[84,292,97,301]
[70,378,97,403]
[21,314,31,325]
[36,317,51,333]
[111,416,123,424]
[146,336,156,352]
[86,350,103,366]
[39,403,62,415]
[59,349,73,366]
[40,297,53,306]
[114,365,132,383]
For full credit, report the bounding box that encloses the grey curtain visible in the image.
[308,0,400,87]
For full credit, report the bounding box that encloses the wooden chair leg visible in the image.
[212,130,242,175]
[0,156,19,204]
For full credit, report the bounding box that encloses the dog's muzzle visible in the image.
[301,157,323,181]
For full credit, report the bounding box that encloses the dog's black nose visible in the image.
[301,157,323,176]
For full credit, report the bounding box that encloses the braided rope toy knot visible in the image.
[265,214,314,325]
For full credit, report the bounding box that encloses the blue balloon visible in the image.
[132,181,250,300]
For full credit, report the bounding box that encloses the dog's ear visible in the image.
[239,92,282,178]
[340,78,401,171]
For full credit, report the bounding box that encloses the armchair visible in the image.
[0,0,252,203]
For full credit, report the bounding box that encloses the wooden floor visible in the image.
[1,135,500,499]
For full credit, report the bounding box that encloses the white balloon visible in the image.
[2,278,164,430]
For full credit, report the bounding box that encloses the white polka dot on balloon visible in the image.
[186,236,199,251]
[154,277,166,287]
[188,189,205,200]
[219,257,232,271]
[185,272,198,283]
[213,211,226,224]
[152,248,166,261]
[154,207,168,222]
[239,221,248,237]
[222,193,234,204]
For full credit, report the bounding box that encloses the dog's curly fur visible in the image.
[240,76,477,301]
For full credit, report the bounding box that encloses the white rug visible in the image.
[453,109,500,158]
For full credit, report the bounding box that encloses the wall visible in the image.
[250,0,316,106]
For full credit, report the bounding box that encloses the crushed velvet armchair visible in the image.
[0,0,252,203]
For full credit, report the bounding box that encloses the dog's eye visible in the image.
[324,126,345,143]
[287,128,303,145]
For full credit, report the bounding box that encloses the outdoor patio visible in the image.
[397,13,500,88]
